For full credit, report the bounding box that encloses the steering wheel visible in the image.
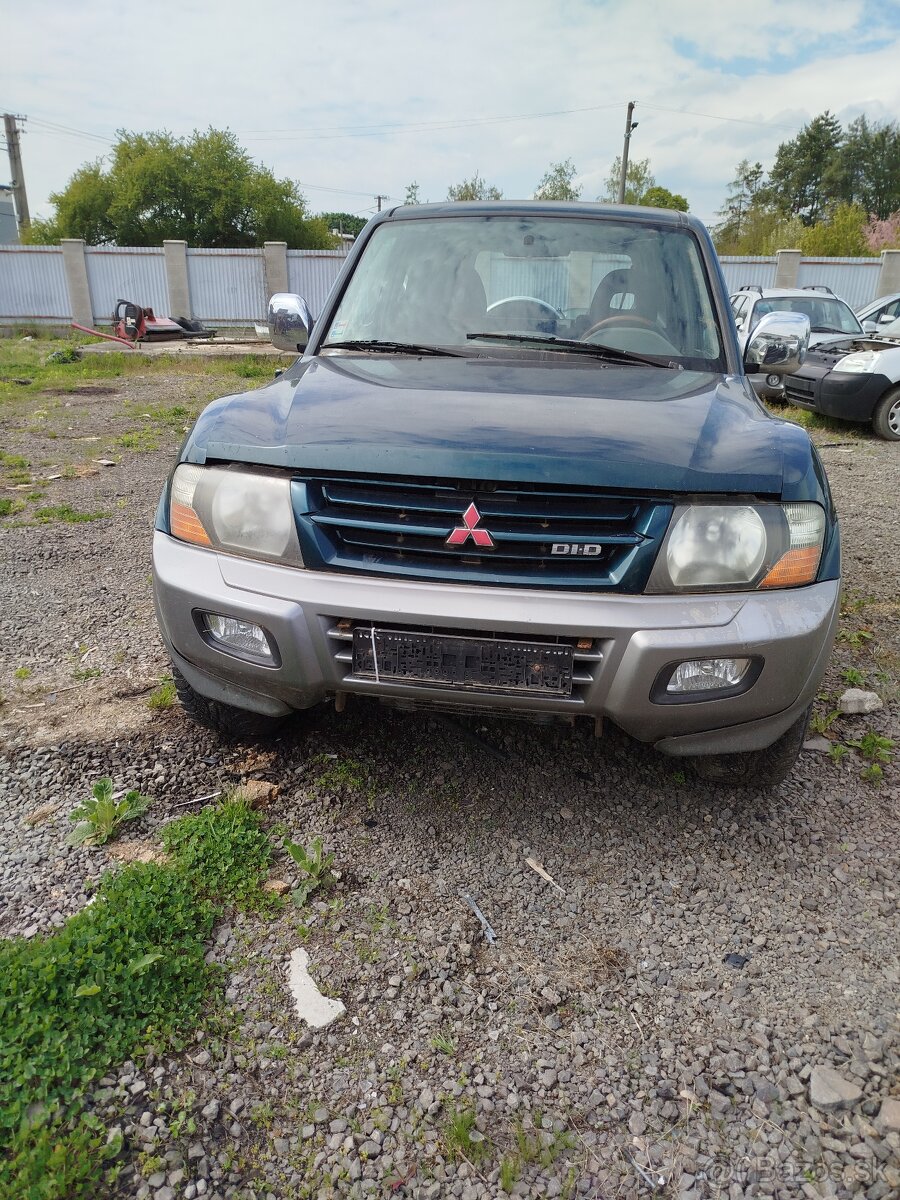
[580,313,661,341]
[488,296,564,320]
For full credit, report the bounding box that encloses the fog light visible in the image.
[766,373,781,388]
[202,613,274,662]
[667,657,750,694]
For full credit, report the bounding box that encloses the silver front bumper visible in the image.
[152,532,840,756]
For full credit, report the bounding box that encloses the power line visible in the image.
[639,102,797,133]
[235,100,627,142]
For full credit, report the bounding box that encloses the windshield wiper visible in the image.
[465,331,677,369]
[320,339,465,357]
[811,325,852,334]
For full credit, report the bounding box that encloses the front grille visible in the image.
[324,617,604,705]
[294,473,669,591]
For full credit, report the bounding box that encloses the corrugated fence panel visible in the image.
[187,248,266,325]
[0,245,70,324]
[796,258,881,310]
[286,250,350,315]
[85,246,168,322]
[484,257,569,311]
[718,256,777,293]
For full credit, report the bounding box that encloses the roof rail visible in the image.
[739,284,763,294]
[802,284,835,295]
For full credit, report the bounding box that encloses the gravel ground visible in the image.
[1,374,898,1200]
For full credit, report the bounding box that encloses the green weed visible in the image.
[837,627,874,650]
[0,497,24,517]
[847,731,893,763]
[841,666,867,687]
[499,1155,520,1191]
[68,778,150,847]
[860,763,884,784]
[828,743,850,764]
[810,709,841,735]
[14,666,32,680]
[284,836,336,906]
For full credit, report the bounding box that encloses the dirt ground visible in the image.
[1,343,898,1199]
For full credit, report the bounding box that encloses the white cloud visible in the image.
[2,0,899,231]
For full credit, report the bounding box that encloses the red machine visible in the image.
[113,299,212,342]
[72,300,214,347]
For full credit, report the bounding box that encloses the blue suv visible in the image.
[153,203,839,787]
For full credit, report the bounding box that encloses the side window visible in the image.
[881,299,900,322]
[731,295,748,325]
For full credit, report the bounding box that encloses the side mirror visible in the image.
[268,293,314,353]
[744,311,809,376]
[863,319,878,333]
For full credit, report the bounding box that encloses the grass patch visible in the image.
[118,429,161,452]
[0,865,215,1197]
[442,1102,490,1165]
[0,794,287,1198]
[34,504,110,525]
[147,678,176,711]
[161,797,275,911]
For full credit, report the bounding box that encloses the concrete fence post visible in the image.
[264,241,289,299]
[60,239,94,327]
[163,240,191,317]
[875,249,900,300]
[773,249,801,289]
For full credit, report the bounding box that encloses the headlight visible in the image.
[169,464,303,564]
[646,502,825,593]
[836,350,878,374]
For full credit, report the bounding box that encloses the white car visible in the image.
[856,291,900,334]
[730,285,864,399]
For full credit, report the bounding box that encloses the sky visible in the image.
[3,0,900,232]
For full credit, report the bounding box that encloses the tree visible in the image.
[715,159,764,246]
[640,185,689,212]
[318,212,368,238]
[447,172,502,201]
[765,111,843,225]
[26,128,335,248]
[533,159,581,201]
[864,210,900,252]
[600,156,654,205]
[405,181,422,205]
[798,204,872,257]
[824,116,900,222]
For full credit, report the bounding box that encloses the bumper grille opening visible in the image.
[325,617,603,704]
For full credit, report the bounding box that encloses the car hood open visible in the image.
[182,354,809,495]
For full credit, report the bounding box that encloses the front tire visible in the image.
[172,665,288,739]
[872,387,900,441]
[690,704,812,788]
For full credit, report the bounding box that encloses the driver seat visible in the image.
[586,269,635,326]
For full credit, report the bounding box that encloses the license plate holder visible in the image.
[351,628,574,695]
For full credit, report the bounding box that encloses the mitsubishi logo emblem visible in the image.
[446,503,494,548]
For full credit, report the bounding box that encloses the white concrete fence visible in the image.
[2,240,899,328]
[0,240,351,328]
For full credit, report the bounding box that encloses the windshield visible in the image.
[322,214,725,370]
[752,295,863,334]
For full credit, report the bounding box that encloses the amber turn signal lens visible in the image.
[759,545,820,588]
[170,500,211,546]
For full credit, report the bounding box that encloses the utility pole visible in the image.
[374,194,388,212]
[617,101,638,205]
[3,114,30,232]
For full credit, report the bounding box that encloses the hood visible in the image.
[183,354,795,495]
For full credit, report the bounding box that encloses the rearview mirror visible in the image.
[744,311,809,376]
[268,293,315,353]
